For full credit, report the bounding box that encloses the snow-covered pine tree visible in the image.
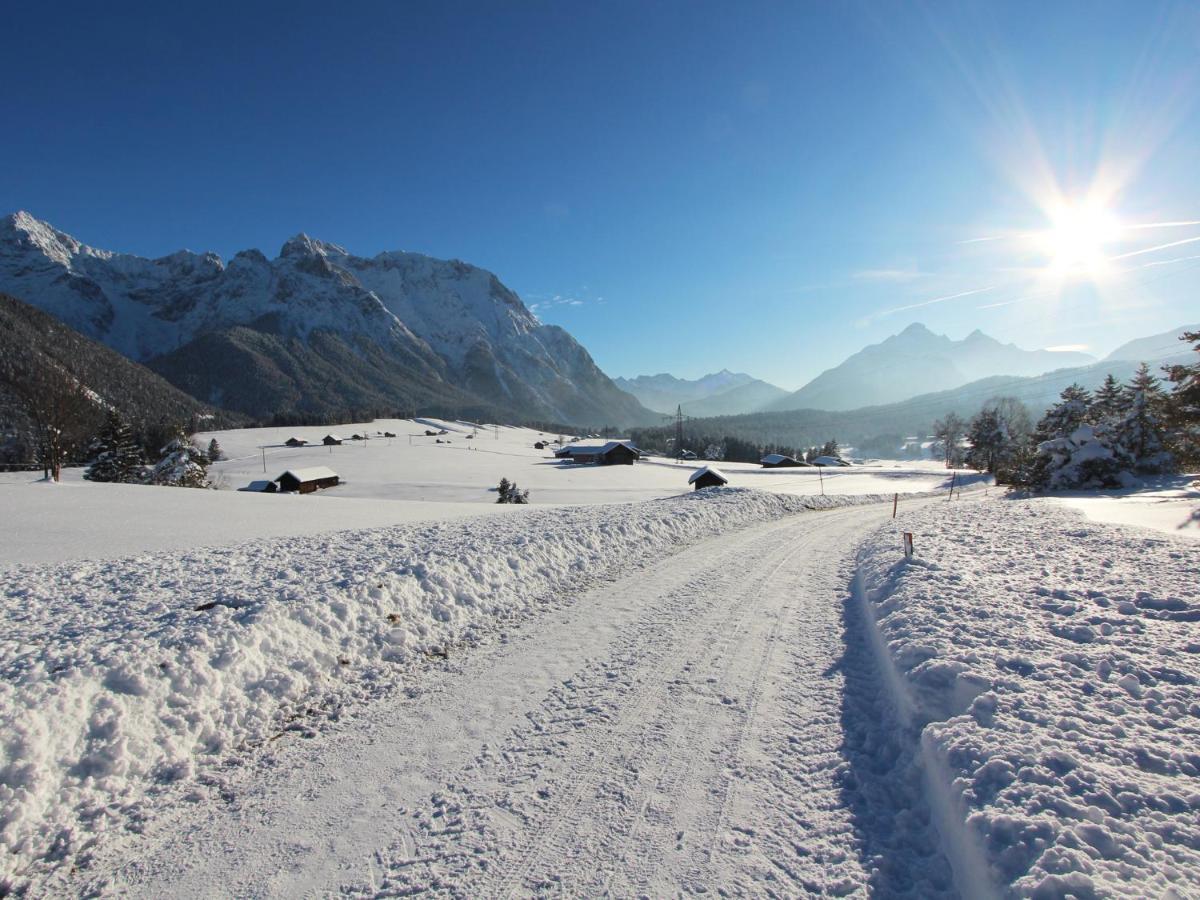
[85,409,147,483]
[151,426,210,488]
[1091,374,1126,423]
[1163,330,1200,467]
[207,438,224,462]
[1031,384,1138,489]
[1108,362,1176,475]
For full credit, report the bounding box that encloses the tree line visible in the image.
[936,330,1198,489]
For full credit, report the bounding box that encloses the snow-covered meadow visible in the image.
[856,497,1200,897]
[0,487,896,890]
[0,417,977,567]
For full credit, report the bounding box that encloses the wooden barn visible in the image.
[285,437,308,447]
[275,466,340,494]
[534,441,548,450]
[554,440,641,465]
[812,455,850,467]
[323,434,344,446]
[688,465,728,490]
[760,453,807,468]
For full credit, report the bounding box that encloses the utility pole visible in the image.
[261,446,266,473]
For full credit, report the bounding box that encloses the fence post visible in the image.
[948,471,956,501]
[892,492,898,518]
[903,532,914,559]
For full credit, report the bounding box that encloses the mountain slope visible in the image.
[0,213,653,426]
[635,336,1192,457]
[0,292,238,463]
[1105,324,1198,365]
[769,323,1098,412]
[614,370,788,415]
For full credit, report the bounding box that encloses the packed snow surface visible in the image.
[856,497,1200,897]
[0,488,895,890]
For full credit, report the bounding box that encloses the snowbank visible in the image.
[855,498,1200,897]
[0,488,890,888]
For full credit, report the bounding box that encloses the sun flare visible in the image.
[1036,200,1122,280]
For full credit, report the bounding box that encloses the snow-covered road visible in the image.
[77,501,951,897]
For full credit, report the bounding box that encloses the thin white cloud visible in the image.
[1045,344,1090,353]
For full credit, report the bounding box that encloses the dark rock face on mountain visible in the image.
[769,323,1098,412]
[0,212,652,426]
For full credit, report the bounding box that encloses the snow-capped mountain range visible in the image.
[612,370,789,417]
[0,212,651,425]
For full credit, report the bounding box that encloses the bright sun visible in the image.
[1038,201,1122,279]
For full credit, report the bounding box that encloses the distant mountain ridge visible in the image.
[614,370,789,416]
[768,323,1099,412]
[0,212,654,426]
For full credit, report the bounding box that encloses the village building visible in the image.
[274,466,340,494]
[760,453,807,468]
[811,455,851,467]
[285,437,308,447]
[323,434,343,446]
[533,441,547,450]
[554,440,641,465]
[688,465,728,490]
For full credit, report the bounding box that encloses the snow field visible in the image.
[0,487,894,889]
[855,498,1200,896]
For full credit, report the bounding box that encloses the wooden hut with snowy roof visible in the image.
[285,437,308,447]
[760,453,806,468]
[322,434,343,446]
[553,440,641,465]
[275,466,340,494]
[688,465,728,490]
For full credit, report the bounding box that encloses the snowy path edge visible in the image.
[851,563,1001,900]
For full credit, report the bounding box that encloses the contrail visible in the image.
[877,285,996,316]
[1125,220,1200,230]
[1109,234,1200,261]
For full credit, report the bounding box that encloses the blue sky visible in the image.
[3,1,1199,390]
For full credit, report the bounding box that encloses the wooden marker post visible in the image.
[903,532,914,559]
[948,471,956,501]
[892,492,898,518]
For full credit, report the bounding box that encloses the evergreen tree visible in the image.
[1091,374,1126,423]
[85,409,147,483]
[1029,385,1091,488]
[819,439,841,459]
[1163,331,1200,468]
[207,438,224,462]
[151,426,210,488]
[1115,386,1173,474]
[495,477,529,504]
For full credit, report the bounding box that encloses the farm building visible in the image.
[554,440,641,465]
[811,455,851,467]
[323,434,343,446]
[240,479,278,493]
[760,453,807,468]
[534,441,548,450]
[285,437,308,447]
[275,467,340,494]
[688,466,728,490]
